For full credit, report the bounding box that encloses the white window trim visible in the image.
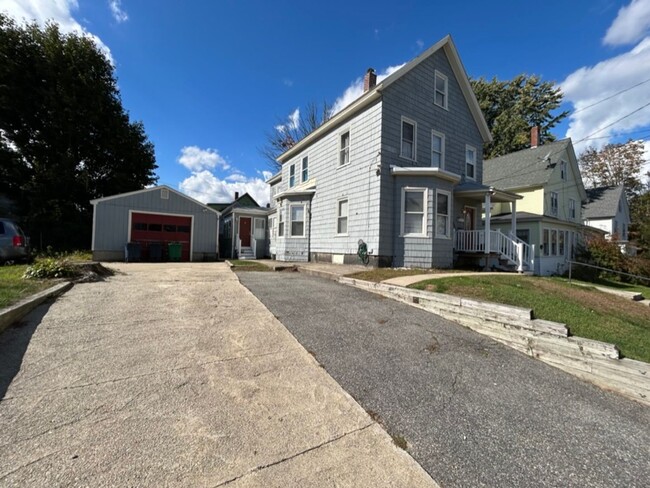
[336,197,349,236]
[465,144,477,181]
[400,116,417,161]
[289,164,296,188]
[435,189,452,239]
[569,198,576,220]
[338,128,351,168]
[400,187,428,237]
[434,70,448,110]
[431,130,445,169]
[550,191,559,216]
[278,208,285,238]
[560,160,567,180]
[301,154,309,183]
[289,203,306,238]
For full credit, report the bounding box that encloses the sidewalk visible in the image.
[0,263,437,487]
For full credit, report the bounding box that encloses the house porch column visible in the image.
[484,191,491,254]
[511,200,517,237]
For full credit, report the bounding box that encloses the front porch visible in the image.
[453,183,532,272]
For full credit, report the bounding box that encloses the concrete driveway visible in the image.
[0,263,436,487]
[238,271,650,488]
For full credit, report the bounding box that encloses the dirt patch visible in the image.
[71,262,115,283]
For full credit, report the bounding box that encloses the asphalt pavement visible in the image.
[238,271,650,488]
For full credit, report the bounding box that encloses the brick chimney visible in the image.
[234,191,239,200]
[363,68,377,93]
[530,126,540,148]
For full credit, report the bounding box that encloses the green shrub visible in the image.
[23,258,78,279]
[578,236,650,285]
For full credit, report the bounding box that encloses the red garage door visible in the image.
[131,213,192,261]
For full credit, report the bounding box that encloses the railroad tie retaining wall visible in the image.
[338,277,650,407]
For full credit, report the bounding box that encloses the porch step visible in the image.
[239,247,255,260]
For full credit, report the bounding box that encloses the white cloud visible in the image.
[282,78,294,87]
[0,0,113,61]
[561,37,650,161]
[416,39,424,49]
[108,0,128,23]
[179,171,270,207]
[604,0,650,46]
[330,63,406,115]
[275,107,300,133]
[177,145,230,172]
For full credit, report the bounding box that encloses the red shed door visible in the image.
[239,217,251,247]
[131,213,192,261]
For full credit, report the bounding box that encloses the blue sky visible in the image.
[2,0,650,205]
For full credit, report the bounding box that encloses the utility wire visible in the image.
[570,77,650,115]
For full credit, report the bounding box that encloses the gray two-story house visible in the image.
[267,35,522,269]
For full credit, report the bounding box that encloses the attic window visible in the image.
[560,161,567,180]
[161,188,169,200]
[434,71,448,110]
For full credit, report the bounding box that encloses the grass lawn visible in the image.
[346,267,456,283]
[410,275,650,363]
[561,277,650,298]
[0,264,56,309]
[229,260,270,272]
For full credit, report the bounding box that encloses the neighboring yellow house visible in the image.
[483,136,590,276]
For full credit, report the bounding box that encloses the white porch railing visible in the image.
[455,229,532,272]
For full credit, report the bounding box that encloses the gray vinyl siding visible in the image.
[379,48,484,260]
[276,100,383,262]
[92,187,218,261]
[392,177,454,268]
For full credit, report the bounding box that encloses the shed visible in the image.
[90,185,220,262]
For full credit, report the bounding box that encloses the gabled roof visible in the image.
[277,35,491,163]
[90,185,221,216]
[207,203,230,212]
[483,139,572,190]
[217,192,263,215]
[583,185,625,220]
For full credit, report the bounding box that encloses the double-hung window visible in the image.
[435,190,451,238]
[301,156,309,182]
[550,192,558,216]
[432,131,445,168]
[289,164,296,188]
[337,199,348,235]
[434,71,448,109]
[543,229,550,256]
[401,188,427,236]
[269,216,276,238]
[339,131,350,166]
[569,198,576,219]
[401,117,416,160]
[559,230,565,255]
[290,205,305,237]
[551,229,557,255]
[465,145,476,180]
[278,209,285,237]
[560,161,567,180]
[254,218,265,239]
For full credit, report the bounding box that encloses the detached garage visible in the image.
[91,186,220,262]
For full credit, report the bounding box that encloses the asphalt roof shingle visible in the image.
[483,139,571,190]
[583,185,624,219]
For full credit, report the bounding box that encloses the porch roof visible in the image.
[454,181,522,203]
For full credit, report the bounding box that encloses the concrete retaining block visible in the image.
[0,282,73,334]
[337,276,650,407]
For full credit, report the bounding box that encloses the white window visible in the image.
[551,229,557,255]
[337,199,348,235]
[290,205,305,237]
[278,209,284,237]
[269,216,276,238]
[161,188,169,200]
[550,192,558,216]
[401,188,427,237]
[435,190,451,238]
[339,131,350,166]
[289,164,296,188]
[569,198,576,219]
[301,156,309,182]
[543,229,550,256]
[401,117,417,160]
[254,218,265,239]
[559,230,565,256]
[465,145,476,180]
[432,131,445,168]
[434,71,448,109]
[560,161,567,180]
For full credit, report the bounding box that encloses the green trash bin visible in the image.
[168,242,182,261]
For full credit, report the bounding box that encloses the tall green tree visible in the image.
[260,101,332,172]
[471,74,568,159]
[0,15,157,250]
[578,140,647,198]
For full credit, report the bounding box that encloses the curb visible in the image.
[0,282,73,334]
[296,266,339,281]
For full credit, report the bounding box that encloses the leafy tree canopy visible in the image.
[0,14,157,249]
[578,140,647,198]
[471,74,568,159]
[260,101,332,172]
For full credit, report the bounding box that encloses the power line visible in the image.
[574,101,650,143]
[570,77,650,115]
